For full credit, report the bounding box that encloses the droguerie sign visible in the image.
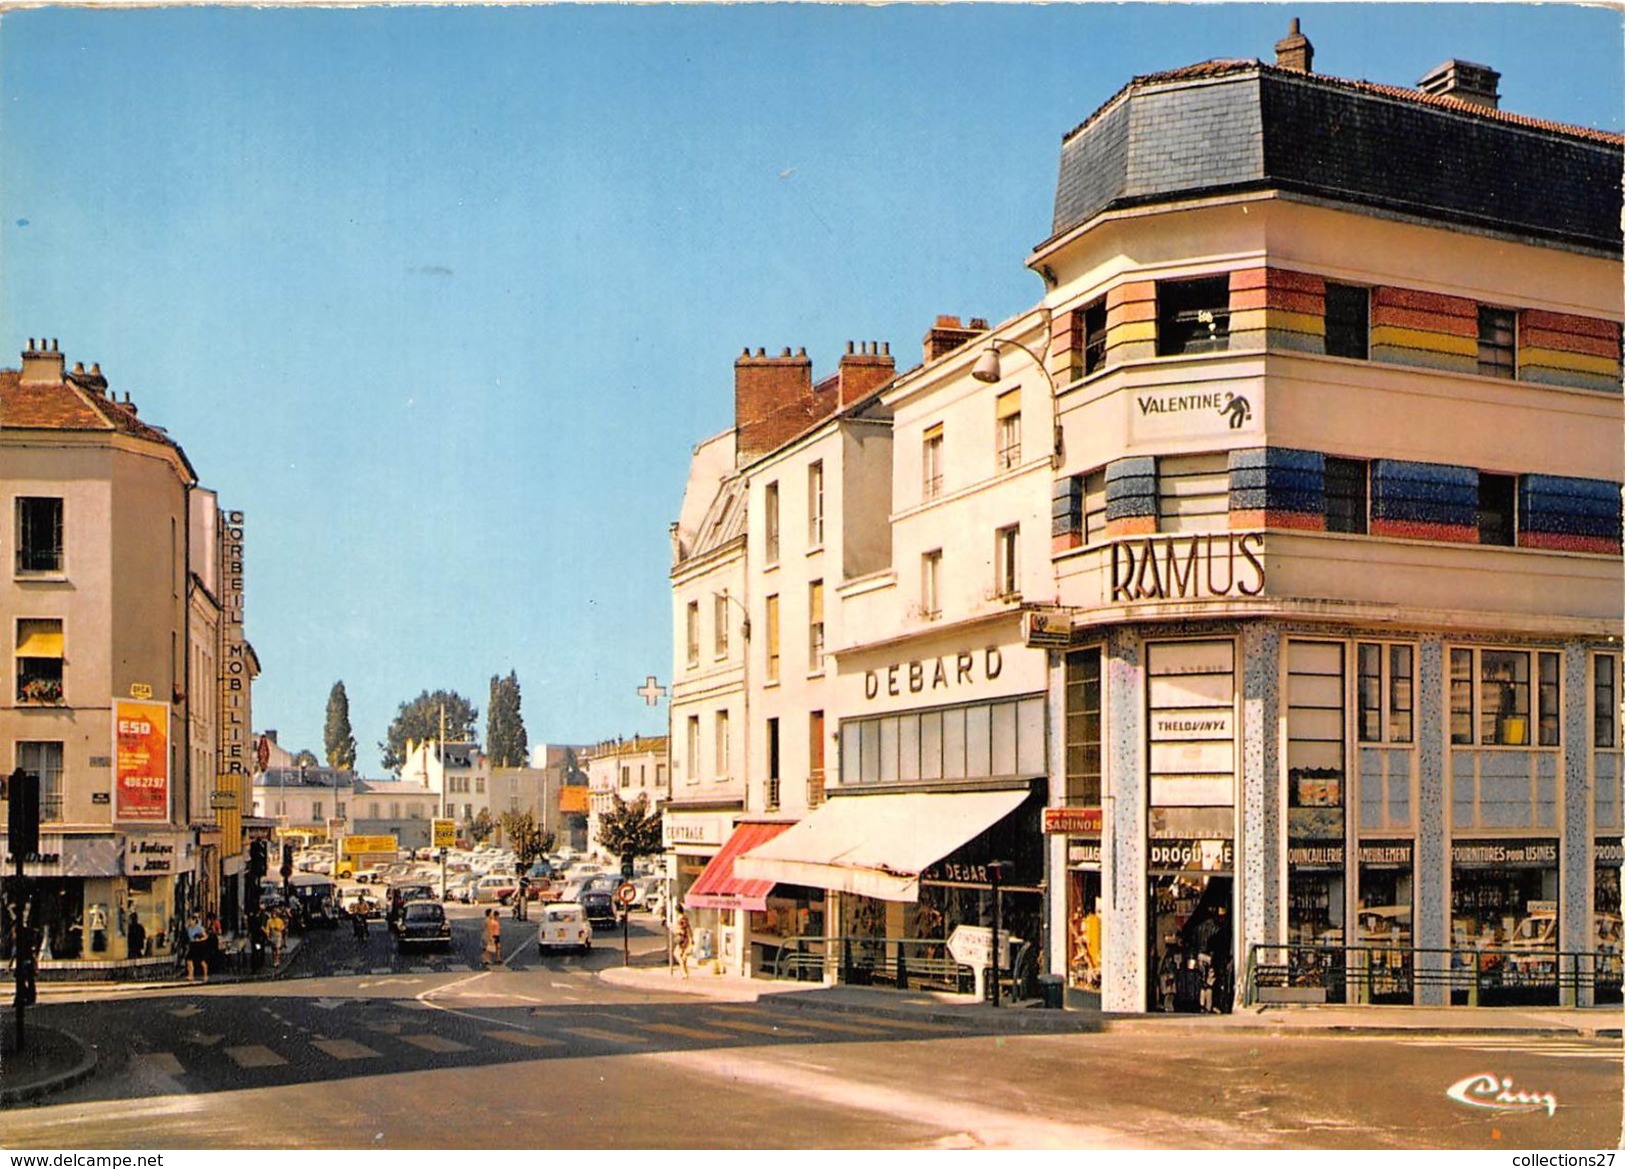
[1110,534,1264,603]
[114,698,170,822]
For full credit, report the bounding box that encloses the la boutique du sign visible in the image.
[1110,533,1265,603]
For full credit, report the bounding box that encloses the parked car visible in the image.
[396,901,452,950]
[536,902,593,953]
[471,875,517,904]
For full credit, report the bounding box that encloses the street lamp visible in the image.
[970,337,1063,469]
[986,859,1011,1008]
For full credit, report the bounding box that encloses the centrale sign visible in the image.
[1110,533,1264,603]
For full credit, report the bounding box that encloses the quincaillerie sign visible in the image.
[1110,533,1264,603]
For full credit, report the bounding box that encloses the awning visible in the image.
[15,623,63,657]
[733,788,1027,903]
[684,820,794,913]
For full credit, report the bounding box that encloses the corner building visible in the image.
[1033,38,1622,1010]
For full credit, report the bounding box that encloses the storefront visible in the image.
[1047,807,1102,999]
[1595,838,1622,1004]
[1355,840,1415,1004]
[1450,838,1561,1006]
[682,818,800,977]
[662,808,735,965]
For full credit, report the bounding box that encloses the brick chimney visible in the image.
[20,338,65,385]
[1274,18,1314,73]
[67,360,109,396]
[735,346,818,465]
[1418,59,1501,109]
[836,340,895,406]
[922,316,990,364]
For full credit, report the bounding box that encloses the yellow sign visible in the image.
[339,835,398,858]
[130,683,153,700]
[432,818,456,849]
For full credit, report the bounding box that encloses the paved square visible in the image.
[224,1045,288,1069]
[311,1038,382,1060]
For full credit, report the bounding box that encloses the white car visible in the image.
[537,902,593,954]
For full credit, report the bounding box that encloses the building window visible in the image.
[15,741,64,822]
[807,461,824,548]
[921,550,942,620]
[685,601,700,669]
[15,618,63,704]
[336,802,346,820]
[390,802,401,819]
[1477,306,1516,379]
[1452,647,1561,747]
[1595,654,1619,749]
[1324,283,1370,360]
[765,594,780,683]
[995,389,1021,470]
[1478,473,1517,547]
[713,593,730,659]
[370,801,381,818]
[1081,298,1107,377]
[766,717,780,810]
[994,525,1020,600]
[840,695,1047,786]
[808,710,826,807]
[1324,457,1369,535]
[1156,276,1230,356]
[475,777,485,794]
[764,481,780,565]
[620,765,630,789]
[15,497,63,574]
[716,710,730,778]
[312,801,323,821]
[808,580,825,673]
[1357,642,1414,743]
[686,716,701,784]
[1065,648,1102,805]
[1083,469,1107,544]
[1157,454,1230,534]
[922,424,944,501]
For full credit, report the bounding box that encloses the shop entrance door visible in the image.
[1149,874,1234,1013]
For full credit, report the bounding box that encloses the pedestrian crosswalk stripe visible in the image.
[709,1019,815,1039]
[841,1015,953,1033]
[1396,1037,1622,1061]
[641,1022,736,1041]
[399,1033,472,1054]
[132,1052,184,1077]
[312,1038,382,1060]
[483,1029,564,1048]
[749,1015,889,1036]
[561,1026,649,1045]
[225,1045,288,1069]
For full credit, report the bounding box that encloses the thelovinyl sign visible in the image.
[115,698,170,823]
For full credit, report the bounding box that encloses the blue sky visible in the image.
[3,3,1620,770]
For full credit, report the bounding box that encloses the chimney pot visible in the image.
[90,363,101,376]
[73,362,85,374]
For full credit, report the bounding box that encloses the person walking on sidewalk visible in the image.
[483,907,503,967]
[673,912,693,979]
[267,907,287,968]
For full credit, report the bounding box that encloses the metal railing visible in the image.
[1245,941,1623,1007]
[766,933,1041,999]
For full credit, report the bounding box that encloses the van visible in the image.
[537,902,592,954]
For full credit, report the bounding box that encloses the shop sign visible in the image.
[1451,840,1559,867]
[1110,533,1264,603]
[1288,843,1344,867]
[1022,608,1071,649]
[1131,388,1260,441]
[1358,842,1413,866]
[1597,840,1624,866]
[1068,840,1102,868]
[340,835,398,857]
[1148,838,1234,872]
[863,648,1002,701]
[130,683,153,700]
[1043,806,1102,835]
[126,836,178,875]
[114,698,170,823]
[209,789,239,811]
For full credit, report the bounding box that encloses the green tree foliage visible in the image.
[324,681,357,772]
[594,793,663,868]
[379,689,478,772]
[499,810,555,874]
[469,807,495,845]
[486,671,529,768]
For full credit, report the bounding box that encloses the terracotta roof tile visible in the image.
[1,368,179,449]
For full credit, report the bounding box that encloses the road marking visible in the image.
[399,1033,473,1054]
[641,1021,735,1041]
[167,1005,203,1018]
[751,1015,889,1036]
[709,1018,815,1039]
[843,1016,954,1033]
[561,1026,649,1045]
[483,1029,564,1049]
[132,1052,185,1076]
[224,1045,288,1069]
[182,1031,224,1047]
[311,1038,382,1060]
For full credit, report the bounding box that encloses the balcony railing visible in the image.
[764,777,780,812]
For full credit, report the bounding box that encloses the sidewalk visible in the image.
[598,961,1624,1039]
[29,934,307,999]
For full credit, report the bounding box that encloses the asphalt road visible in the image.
[6,908,1621,1150]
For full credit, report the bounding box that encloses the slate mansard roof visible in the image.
[1048,60,1625,255]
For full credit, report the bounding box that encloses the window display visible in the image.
[1450,839,1560,1006]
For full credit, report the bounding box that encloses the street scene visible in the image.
[3,2,1624,1154]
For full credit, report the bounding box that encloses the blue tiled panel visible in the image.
[1387,752,1413,828]
[1228,447,1324,514]
[1519,474,1623,538]
[1480,757,1533,829]
[1370,460,1478,527]
[1451,753,1478,828]
[1597,755,1621,830]
[1359,747,1384,829]
[1053,475,1083,538]
[1105,457,1158,521]
[1536,753,1558,830]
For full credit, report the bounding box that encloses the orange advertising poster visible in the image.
[115,698,170,822]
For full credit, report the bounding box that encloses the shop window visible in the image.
[685,601,699,669]
[1452,647,1561,747]
[1478,473,1517,546]
[1064,648,1102,806]
[807,461,824,548]
[16,497,63,574]
[807,580,824,673]
[1158,453,1230,534]
[1477,306,1517,379]
[15,740,64,822]
[1357,642,1414,744]
[713,593,729,659]
[995,389,1021,471]
[1451,841,1560,1006]
[764,481,780,565]
[839,696,1047,786]
[1324,457,1369,535]
[921,550,941,620]
[1537,652,1561,747]
[1156,276,1231,356]
[765,594,780,682]
[1597,851,1623,1004]
[923,425,944,501]
[1595,653,1620,749]
[994,524,1020,601]
[1356,843,1415,1004]
[1324,283,1370,360]
[15,618,64,704]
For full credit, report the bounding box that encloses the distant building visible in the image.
[584,736,669,860]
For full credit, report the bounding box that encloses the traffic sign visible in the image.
[614,881,638,907]
[432,818,456,849]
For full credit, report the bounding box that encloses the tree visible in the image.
[486,671,529,768]
[499,810,555,874]
[594,793,663,873]
[379,689,478,772]
[324,681,357,772]
[469,807,495,845]
[292,749,319,769]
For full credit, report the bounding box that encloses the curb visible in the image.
[0,1025,98,1107]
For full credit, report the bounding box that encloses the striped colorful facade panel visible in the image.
[1051,310,1083,386]
[1053,475,1084,552]
[1104,456,1157,537]
[1518,473,1622,553]
[1228,267,1325,354]
[1369,459,1479,542]
[1518,310,1622,392]
[1227,446,1325,529]
[1104,281,1157,364]
[1369,287,1479,374]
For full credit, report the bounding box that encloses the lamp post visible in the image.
[970,336,1063,468]
[987,859,1011,1008]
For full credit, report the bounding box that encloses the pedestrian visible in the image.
[515,875,530,921]
[88,902,108,954]
[127,911,146,960]
[249,910,267,973]
[483,907,503,967]
[267,906,286,967]
[185,916,209,983]
[673,911,693,979]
